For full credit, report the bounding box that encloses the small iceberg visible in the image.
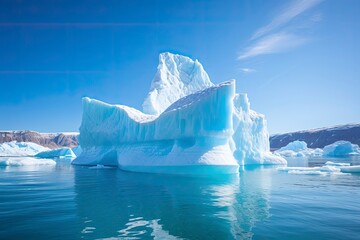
[340,166,360,173]
[0,157,56,166]
[35,147,76,159]
[277,166,343,175]
[0,141,50,157]
[278,161,360,175]
[325,161,350,166]
[274,140,323,157]
[323,141,360,157]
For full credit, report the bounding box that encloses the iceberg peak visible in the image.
[234,93,250,112]
[142,52,213,115]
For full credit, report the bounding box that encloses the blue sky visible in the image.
[0,0,359,134]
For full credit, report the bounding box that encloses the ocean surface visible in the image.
[0,157,360,240]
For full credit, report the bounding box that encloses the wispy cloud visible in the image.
[238,32,307,60]
[251,0,323,40]
[240,68,256,73]
[238,0,323,61]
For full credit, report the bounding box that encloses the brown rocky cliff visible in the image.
[0,130,79,149]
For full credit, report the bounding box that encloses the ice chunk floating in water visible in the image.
[0,157,56,166]
[73,52,286,173]
[274,140,323,157]
[323,141,360,156]
[325,161,350,167]
[277,166,344,176]
[35,147,76,159]
[340,165,360,173]
[0,141,50,157]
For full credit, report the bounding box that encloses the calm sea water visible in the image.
[0,157,360,240]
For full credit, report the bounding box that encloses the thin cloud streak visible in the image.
[240,68,256,73]
[238,32,307,60]
[251,0,323,40]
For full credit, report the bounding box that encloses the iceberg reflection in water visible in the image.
[74,167,271,239]
[1,157,360,239]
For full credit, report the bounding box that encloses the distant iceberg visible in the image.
[73,52,286,173]
[277,166,343,176]
[0,141,50,157]
[278,160,360,175]
[0,157,56,166]
[323,141,360,157]
[274,140,323,157]
[35,147,76,159]
[340,165,360,173]
[274,140,360,158]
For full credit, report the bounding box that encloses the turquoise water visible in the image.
[0,157,360,239]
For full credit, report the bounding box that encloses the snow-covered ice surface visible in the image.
[142,52,213,115]
[0,157,56,166]
[35,147,76,159]
[0,141,50,156]
[274,140,323,157]
[323,141,360,156]
[73,52,286,173]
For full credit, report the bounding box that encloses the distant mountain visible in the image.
[270,123,360,149]
[0,130,79,149]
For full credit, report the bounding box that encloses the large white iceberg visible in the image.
[323,141,360,157]
[73,52,286,173]
[0,141,50,157]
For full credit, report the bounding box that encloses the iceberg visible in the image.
[278,161,359,175]
[277,166,343,176]
[73,52,286,173]
[340,166,360,173]
[35,147,76,159]
[325,161,350,167]
[72,146,82,157]
[0,157,56,166]
[274,140,323,157]
[0,141,50,157]
[323,141,360,157]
